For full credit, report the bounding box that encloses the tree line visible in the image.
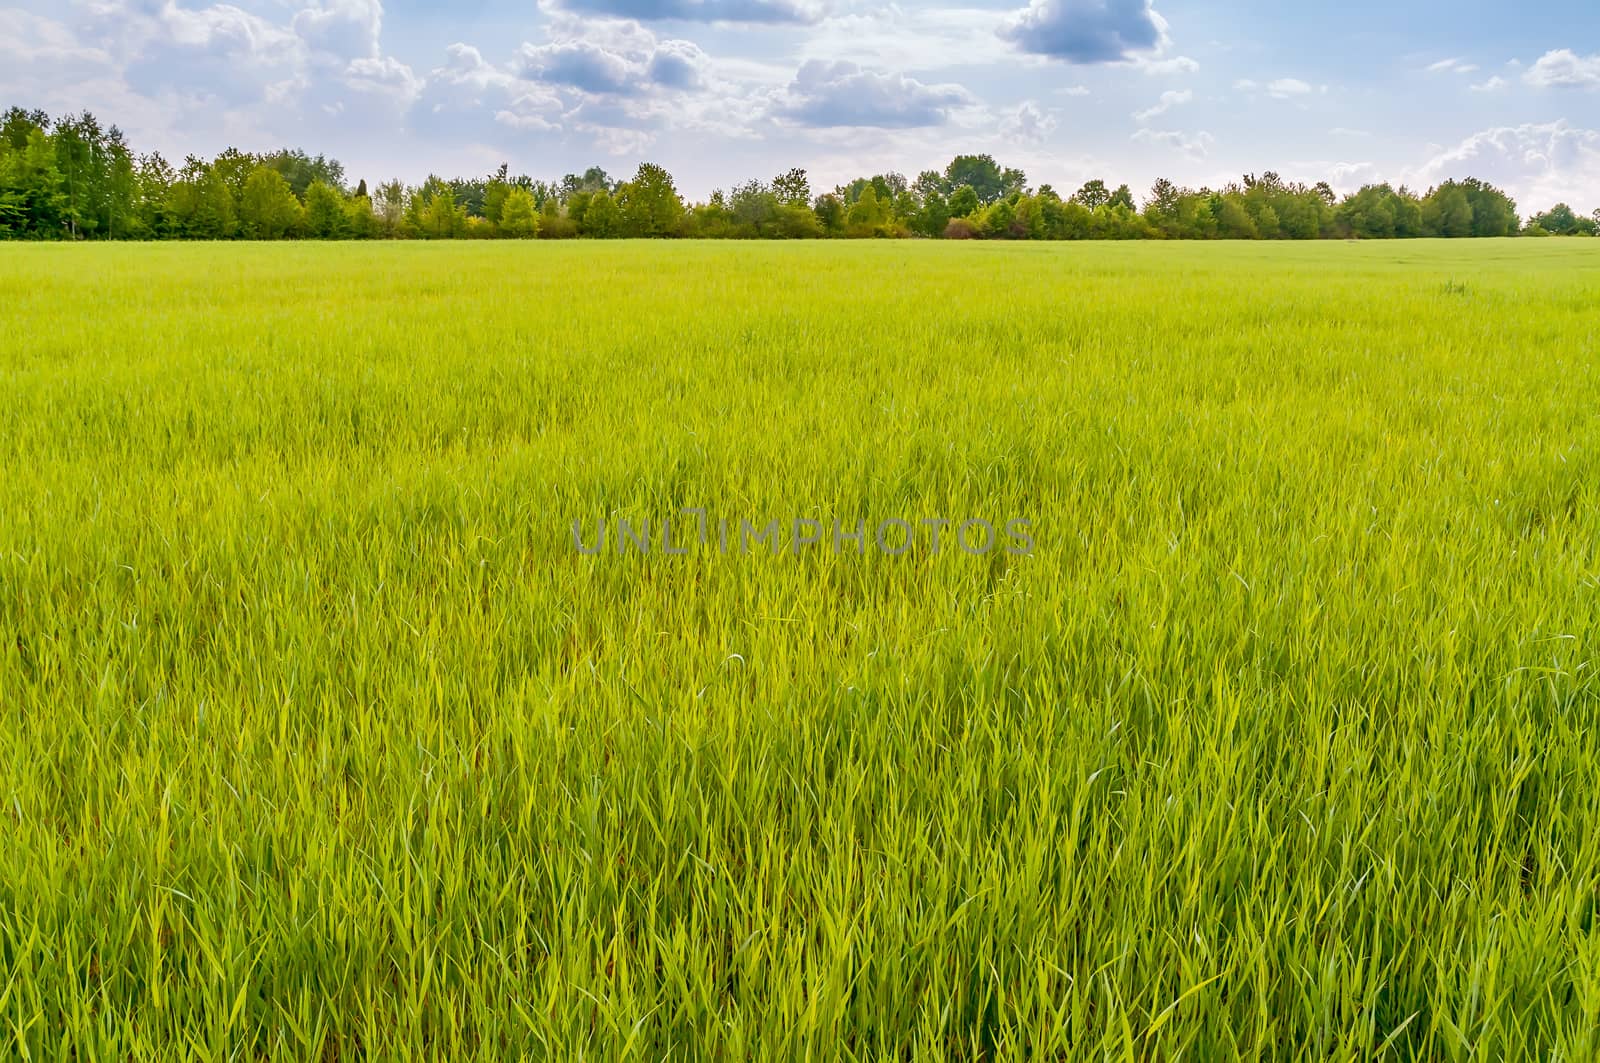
[3,106,1598,243]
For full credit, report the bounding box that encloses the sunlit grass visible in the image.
[3,239,1600,1058]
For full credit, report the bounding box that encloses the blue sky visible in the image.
[3,0,1597,211]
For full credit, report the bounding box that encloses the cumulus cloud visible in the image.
[292,0,383,61]
[646,39,710,89]
[1471,76,1508,93]
[550,0,821,24]
[1522,50,1600,90]
[770,60,971,128]
[1132,127,1213,160]
[1002,100,1057,142]
[346,55,423,103]
[1413,120,1600,210]
[76,0,418,121]
[518,40,636,93]
[999,0,1167,64]
[515,21,710,94]
[1133,88,1190,121]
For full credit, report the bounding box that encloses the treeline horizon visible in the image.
[4,105,1598,244]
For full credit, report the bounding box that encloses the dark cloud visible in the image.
[1000,0,1164,63]
[773,60,970,129]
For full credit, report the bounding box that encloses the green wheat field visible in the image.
[3,239,1600,1059]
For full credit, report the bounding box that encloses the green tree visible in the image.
[845,185,886,234]
[1073,180,1111,210]
[303,180,347,238]
[135,152,174,236]
[1460,178,1518,237]
[616,162,684,237]
[812,193,843,233]
[500,186,539,237]
[166,157,237,239]
[344,194,382,239]
[260,148,345,199]
[772,168,811,208]
[417,188,466,238]
[583,190,620,237]
[944,154,1007,205]
[1214,194,1259,239]
[13,128,65,235]
[212,148,257,212]
[948,184,980,219]
[1423,182,1473,237]
[1528,202,1595,235]
[374,180,406,237]
[238,167,302,239]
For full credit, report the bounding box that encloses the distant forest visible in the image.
[3,106,1597,242]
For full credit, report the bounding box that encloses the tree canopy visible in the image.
[2,105,1589,244]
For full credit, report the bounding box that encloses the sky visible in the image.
[3,0,1598,212]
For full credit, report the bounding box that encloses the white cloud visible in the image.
[1234,77,1313,100]
[292,0,383,61]
[1470,76,1508,93]
[769,60,972,128]
[1523,50,1600,90]
[1002,100,1057,142]
[1133,88,1191,122]
[1132,127,1213,160]
[1425,57,1478,75]
[1412,120,1600,211]
[1136,54,1199,75]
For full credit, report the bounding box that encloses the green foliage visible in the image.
[943,153,1025,205]
[418,189,467,239]
[1073,179,1111,209]
[1528,202,1597,236]
[536,195,578,239]
[258,147,345,199]
[303,180,348,239]
[772,167,810,208]
[615,162,684,237]
[343,194,383,240]
[238,167,302,239]
[499,186,539,238]
[0,105,1578,244]
[165,157,236,239]
[948,183,980,219]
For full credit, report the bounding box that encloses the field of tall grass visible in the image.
[3,239,1599,1058]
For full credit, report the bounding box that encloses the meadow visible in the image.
[2,238,1600,1059]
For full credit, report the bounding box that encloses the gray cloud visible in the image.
[772,60,971,128]
[647,40,709,89]
[517,40,635,93]
[1000,0,1165,64]
[515,30,709,94]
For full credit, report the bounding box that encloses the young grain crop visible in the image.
[2,239,1599,1058]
